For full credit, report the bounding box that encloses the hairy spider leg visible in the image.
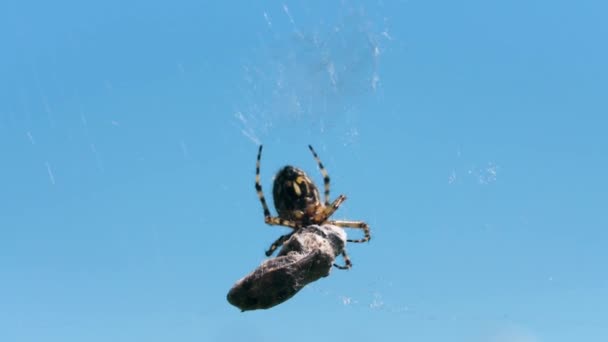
[333,250,353,269]
[255,145,272,218]
[265,231,297,257]
[314,194,346,223]
[308,145,331,206]
[327,219,371,243]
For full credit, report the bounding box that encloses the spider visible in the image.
[255,145,371,269]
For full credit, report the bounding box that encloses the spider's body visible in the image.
[255,145,371,269]
[272,166,322,226]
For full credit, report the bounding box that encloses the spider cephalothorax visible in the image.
[255,145,371,269]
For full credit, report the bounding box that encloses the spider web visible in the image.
[231,1,401,314]
[233,1,391,146]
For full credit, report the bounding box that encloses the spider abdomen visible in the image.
[272,166,321,224]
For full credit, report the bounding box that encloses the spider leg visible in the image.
[264,216,300,228]
[315,194,346,222]
[308,145,331,206]
[255,145,273,221]
[333,250,352,269]
[326,219,371,243]
[265,231,296,257]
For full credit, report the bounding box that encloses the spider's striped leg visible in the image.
[265,231,297,257]
[333,250,352,270]
[326,219,371,243]
[315,194,346,222]
[308,145,331,206]
[255,145,273,222]
[265,217,300,228]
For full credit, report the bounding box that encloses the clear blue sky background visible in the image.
[1,1,607,341]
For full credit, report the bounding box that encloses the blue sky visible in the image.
[1,0,607,341]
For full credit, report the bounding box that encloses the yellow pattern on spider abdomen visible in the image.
[292,181,302,196]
